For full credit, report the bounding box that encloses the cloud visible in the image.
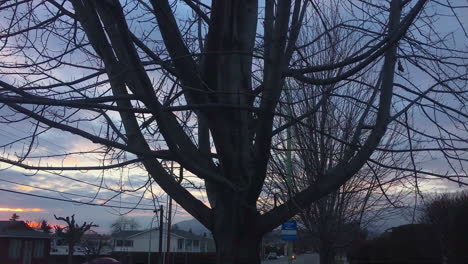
[0,168,189,233]
[0,207,44,212]
[14,185,35,192]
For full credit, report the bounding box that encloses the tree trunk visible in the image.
[320,253,331,264]
[319,246,335,264]
[213,232,262,264]
[68,244,74,264]
[212,192,262,264]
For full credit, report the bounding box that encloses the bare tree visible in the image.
[420,192,468,263]
[0,0,466,263]
[110,216,140,234]
[264,8,409,262]
[82,231,111,260]
[269,123,404,264]
[54,214,97,264]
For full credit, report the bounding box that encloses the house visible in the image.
[50,235,87,256]
[81,232,113,256]
[112,228,215,253]
[0,221,51,264]
[48,233,114,264]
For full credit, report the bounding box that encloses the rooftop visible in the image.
[0,221,51,239]
[112,228,211,240]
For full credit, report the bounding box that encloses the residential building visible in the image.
[0,221,51,264]
[50,233,113,256]
[81,232,113,256]
[50,235,87,256]
[112,228,215,253]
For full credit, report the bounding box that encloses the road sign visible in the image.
[281,220,297,241]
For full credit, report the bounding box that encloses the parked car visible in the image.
[82,257,121,264]
[267,252,278,259]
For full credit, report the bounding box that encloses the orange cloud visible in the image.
[26,221,42,229]
[0,207,44,212]
[15,186,34,192]
[26,221,64,229]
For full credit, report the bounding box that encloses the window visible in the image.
[185,239,192,251]
[177,239,184,250]
[193,240,199,248]
[56,239,67,246]
[200,241,206,252]
[124,240,133,247]
[8,239,22,259]
[33,240,45,257]
[116,240,133,247]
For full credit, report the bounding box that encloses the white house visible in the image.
[50,236,87,256]
[50,234,113,256]
[112,228,214,253]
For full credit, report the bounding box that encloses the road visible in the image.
[262,253,320,264]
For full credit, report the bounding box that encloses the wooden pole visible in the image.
[158,205,164,264]
[165,161,174,264]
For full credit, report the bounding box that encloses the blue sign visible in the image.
[281,220,297,241]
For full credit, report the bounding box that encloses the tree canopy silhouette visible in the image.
[0,0,466,263]
[54,214,97,264]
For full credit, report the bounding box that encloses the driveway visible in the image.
[262,253,320,264]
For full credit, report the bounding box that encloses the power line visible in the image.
[0,178,156,208]
[0,128,177,206]
[0,157,174,205]
[0,187,157,211]
[0,127,107,168]
[0,127,75,157]
[0,127,164,203]
[33,170,161,203]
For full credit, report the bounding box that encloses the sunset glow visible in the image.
[26,221,42,229]
[0,207,43,212]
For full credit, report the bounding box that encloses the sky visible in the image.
[0,0,467,235]
[0,120,197,233]
[0,165,198,233]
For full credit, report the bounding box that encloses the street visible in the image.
[262,253,320,264]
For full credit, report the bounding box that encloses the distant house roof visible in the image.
[112,230,142,239]
[171,229,210,240]
[112,228,211,241]
[0,221,51,239]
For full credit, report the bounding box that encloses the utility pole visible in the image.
[165,197,173,264]
[165,162,174,264]
[148,206,164,264]
[148,215,155,264]
[158,205,164,264]
[285,83,294,264]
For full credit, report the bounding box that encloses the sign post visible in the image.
[282,220,297,264]
[283,83,296,264]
